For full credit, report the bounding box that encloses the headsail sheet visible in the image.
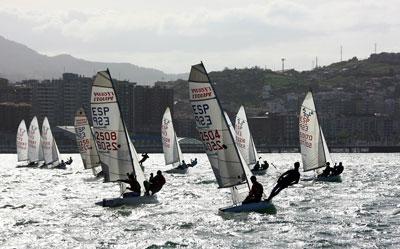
[74,108,101,170]
[16,120,28,162]
[299,91,326,171]
[161,107,182,166]
[235,106,258,166]
[28,116,42,162]
[90,70,140,183]
[42,117,60,165]
[189,63,247,188]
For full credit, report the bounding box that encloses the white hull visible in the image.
[219,200,276,214]
[96,195,158,207]
[250,169,267,175]
[165,167,188,174]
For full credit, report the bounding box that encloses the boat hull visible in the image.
[96,195,158,207]
[315,175,342,182]
[165,167,188,174]
[219,200,276,214]
[250,169,267,175]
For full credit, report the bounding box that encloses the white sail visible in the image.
[74,108,101,170]
[189,63,249,191]
[42,117,60,165]
[299,91,326,171]
[90,70,144,190]
[16,120,29,162]
[235,106,258,166]
[320,129,332,164]
[161,107,182,167]
[28,116,42,163]
[126,127,146,191]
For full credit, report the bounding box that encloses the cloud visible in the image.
[0,0,399,73]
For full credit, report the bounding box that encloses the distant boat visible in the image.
[74,108,102,177]
[235,105,266,175]
[27,116,44,166]
[91,70,155,207]
[41,117,61,168]
[16,120,29,166]
[161,107,187,174]
[299,91,341,182]
[188,62,276,213]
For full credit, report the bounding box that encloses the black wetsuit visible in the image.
[243,181,264,204]
[267,169,300,201]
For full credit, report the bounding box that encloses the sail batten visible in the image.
[299,91,330,172]
[189,63,249,193]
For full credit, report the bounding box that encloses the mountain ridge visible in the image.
[0,35,187,84]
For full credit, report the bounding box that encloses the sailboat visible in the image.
[299,91,341,182]
[189,62,275,213]
[161,107,187,174]
[41,117,61,168]
[235,105,266,175]
[27,116,44,166]
[16,120,29,166]
[91,70,155,207]
[74,108,103,176]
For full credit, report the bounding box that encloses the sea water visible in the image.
[1,153,400,248]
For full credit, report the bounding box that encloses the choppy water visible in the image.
[1,153,400,248]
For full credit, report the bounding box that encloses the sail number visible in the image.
[198,130,225,151]
[192,104,212,127]
[95,131,118,150]
[79,139,90,151]
[92,107,110,126]
[299,115,312,148]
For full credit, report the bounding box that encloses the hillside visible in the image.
[0,35,187,84]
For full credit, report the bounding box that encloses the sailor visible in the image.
[188,158,198,167]
[318,162,333,178]
[144,170,166,195]
[261,161,269,170]
[266,162,301,201]
[178,160,187,169]
[149,173,154,183]
[242,176,263,204]
[252,161,261,171]
[332,162,344,176]
[65,157,73,165]
[139,153,149,166]
[118,173,141,196]
[57,160,66,169]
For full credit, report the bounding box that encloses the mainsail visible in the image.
[299,91,329,172]
[189,63,250,204]
[16,120,29,162]
[28,116,43,163]
[235,105,258,166]
[161,107,183,167]
[90,70,145,191]
[41,117,60,165]
[74,108,101,171]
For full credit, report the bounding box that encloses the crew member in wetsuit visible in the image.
[177,160,187,169]
[144,170,166,195]
[332,162,344,176]
[252,161,261,171]
[266,162,301,201]
[188,158,197,167]
[261,161,269,170]
[65,157,73,165]
[139,153,149,166]
[243,176,264,204]
[318,162,333,178]
[117,173,141,196]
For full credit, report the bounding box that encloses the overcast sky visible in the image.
[1,0,399,73]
